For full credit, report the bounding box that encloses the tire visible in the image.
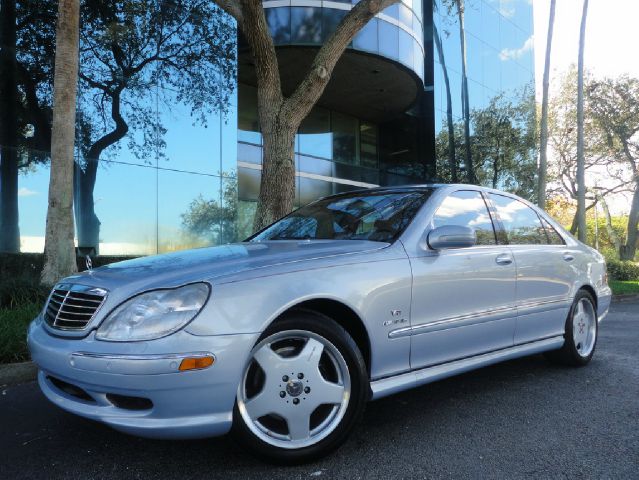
[231,310,368,464]
[544,290,598,366]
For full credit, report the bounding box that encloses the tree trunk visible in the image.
[620,186,639,260]
[41,0,80,286]
[597,193,621,254]
[538,0,556,208]
[253,122,296,231]
[433,23,457,182]
[0,0,20,252]
[74,159,101,253]
[456,0,474,184]
[576,0,589,242]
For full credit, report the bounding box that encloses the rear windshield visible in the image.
[250,190,433,243]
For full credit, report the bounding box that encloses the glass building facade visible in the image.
[1,0,535,256]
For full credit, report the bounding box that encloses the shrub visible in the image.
[607,259,639,281]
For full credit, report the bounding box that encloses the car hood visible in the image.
[62,240,388,293]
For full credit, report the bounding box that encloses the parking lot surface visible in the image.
[1,300,637,479]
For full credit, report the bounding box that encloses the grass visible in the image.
[610,280,639,296]
[0,303,41,364]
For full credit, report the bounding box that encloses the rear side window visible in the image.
[488,194,547,245]
[433,190,496,245]
[540,217,565,245]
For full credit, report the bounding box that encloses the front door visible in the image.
[406,190,518,370]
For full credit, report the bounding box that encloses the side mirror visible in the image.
[427,225,476,250]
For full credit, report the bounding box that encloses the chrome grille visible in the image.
[44,284,108,330]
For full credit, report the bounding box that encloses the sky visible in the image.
[533,0,638,214]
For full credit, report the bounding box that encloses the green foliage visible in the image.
[609,280,639,296]
[435,85,538,201]
[0,303,40,364]
[607,259,639,281]
[0,253,136,308]
[78,0,237,165]
[181,174,238,244]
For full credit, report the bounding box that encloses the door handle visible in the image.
[495,253,513,266]
[563,252,575,262]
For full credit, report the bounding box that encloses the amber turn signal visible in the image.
[179,356,214,371]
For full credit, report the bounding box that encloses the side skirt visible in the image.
[369,336,564,400]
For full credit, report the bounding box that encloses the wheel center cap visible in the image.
[286,380,303,397]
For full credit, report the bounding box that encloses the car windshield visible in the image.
[250,189,433,243]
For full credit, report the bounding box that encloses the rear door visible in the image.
[487,194,574,344]
[406,190,517,369]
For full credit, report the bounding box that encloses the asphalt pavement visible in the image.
[1,300,637,479]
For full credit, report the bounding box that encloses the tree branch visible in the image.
[282,0,399,124]
[211,0,243,23]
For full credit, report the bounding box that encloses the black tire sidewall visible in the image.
[231,310,368,464]
[564,291,598,366]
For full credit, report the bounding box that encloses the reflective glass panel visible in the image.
[353,18,378,53]
[251,190,433,242]
[489,194,547,245]
[433,190,496,245]
[360,122,378,169]
[266,7,291,44]
[378,21,399,61]
[332,112,358,165]
[299,107,332,159]
[291,7,322,44]
[398,29,414,67]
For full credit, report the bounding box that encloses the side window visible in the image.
[489,194,547,245]
[433,191,496,245]
[540,217,565,245]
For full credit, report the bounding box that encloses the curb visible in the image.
[0,361,37,387]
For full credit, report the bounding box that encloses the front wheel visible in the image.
[232,311,368,464]
[545,290,598,366]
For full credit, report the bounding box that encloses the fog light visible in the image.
[179,355,214,371]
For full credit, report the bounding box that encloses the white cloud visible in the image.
[499,35,534,61]
[18,187,38,197]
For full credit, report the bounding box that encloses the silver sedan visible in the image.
[28,185,612,463]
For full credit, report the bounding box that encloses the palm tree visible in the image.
[537,0,556,208]
[433,2,457,182]
[455,0,474,183]
[576,0,589,242]
[41,0,80,286]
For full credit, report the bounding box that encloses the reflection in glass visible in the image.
[332,112,358,165]
[360,122,378,168]
[489,194,546,245]
[238,84,261,145]
[251,190,432,242]
[378,20,399,61]
[399,4,412,29]
[399,29,414,67]
[266,8,291,44]
[291,7,322,44]
[433,190,496,245]
[299,107,332,159]
[353,18,378,53]
[322,8,347,41]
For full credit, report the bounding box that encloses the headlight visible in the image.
[96,283,210,342]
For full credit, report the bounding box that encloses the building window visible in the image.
[378,20,399,61]
[360,122,378,168]
[265,7,291,44]
[332,112,359,165]
[290,7,322,44]
[298,107,332,159]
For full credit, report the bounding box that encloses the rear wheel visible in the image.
[545,290,598,366]
[232,311,368,464]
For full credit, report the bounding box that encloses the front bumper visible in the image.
[28,317,259,439]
